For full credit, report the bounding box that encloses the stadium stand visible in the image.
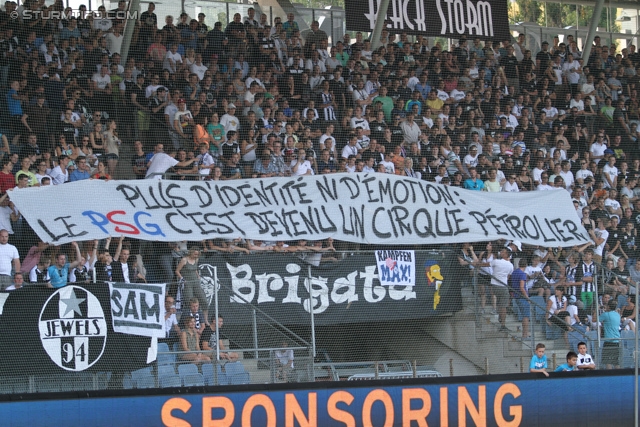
[0,0,638,394]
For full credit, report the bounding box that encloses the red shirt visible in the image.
[0,172,15,193]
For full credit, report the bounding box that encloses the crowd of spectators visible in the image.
[0,2,638,314]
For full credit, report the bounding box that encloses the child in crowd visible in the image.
[576,341,596,370]
[530,343,549,377]
[554,351,579,372]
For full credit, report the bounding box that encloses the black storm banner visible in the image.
[0,285,153,376]
[198,251,461,326]
[345,0,511,40]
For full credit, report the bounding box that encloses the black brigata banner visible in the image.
[345,0,511,40]
[0,285,153,376]
[198,251,461,326]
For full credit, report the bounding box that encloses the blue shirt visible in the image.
[7,89,22,116]
[530,354,547,370]
[48,262,70,289]
[600,310,621,342]
[69,169,91,182]
[510,268,528,297]
[554,363,578,372]
[463,178,484,191]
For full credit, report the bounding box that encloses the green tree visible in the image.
[509,0,542,25]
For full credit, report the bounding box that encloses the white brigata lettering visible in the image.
[228,263,416,314]
[437,0,493,37]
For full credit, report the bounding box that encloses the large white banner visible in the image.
[108,282,166,338]
[8,174,589,247]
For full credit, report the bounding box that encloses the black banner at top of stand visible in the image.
[345,0,511,41]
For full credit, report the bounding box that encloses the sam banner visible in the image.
[9,175,588,247]
[109,282,166,338]
[0,371,635,426]
[0,285,153,376]
[345,0,511,40]
[198,251,460,324]
[375,250,415,287]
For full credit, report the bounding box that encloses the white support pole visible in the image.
[370,0,391,51]
[581,0,606,65]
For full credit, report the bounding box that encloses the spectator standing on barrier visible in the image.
[48,242,82,289]
[176,248,209,325]
[474,246,513,332]
[510,259,530,340]
[530,343,549,377]
[0,229,19,290]
[600,299,621,369]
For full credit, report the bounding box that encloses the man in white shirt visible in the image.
[590,217,609,264]
[196,144,215,177]
[105,24,124,55]
[220,104,240,133]
[290,149,314,176]
[590,133,608,164]
[559,160,574,190]
[146,150,197,179]
[163,44,182,74]
[341,136,361,159]
[602,155,618,189]
[49,155,70,185]
[0,229,19,290]
[475,247,513,331]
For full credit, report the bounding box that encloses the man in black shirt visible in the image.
[536,41,552,73]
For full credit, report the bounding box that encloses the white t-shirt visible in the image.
[190,63,208,81]
[165,312,178,338]
[91,73,111,90]
[590,142,607,164]
[524,265,543,290]
[0,243,19,275]
[220,113,239,133]
[290,159,314,176]
[146,152,179,179]
[576,353,594,368]
[490,258,514,287]
[105,32,124,55]
[602,164,618,188]
[163,51,182,73]
[593,228,609,256]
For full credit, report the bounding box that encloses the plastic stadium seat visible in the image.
[131,367,153,383]
[160,374,182,388]
[136,376,156,389]
[123,374,134,389]
[216,364,229,386]
[183,373,205,387]
[225,362,250,385]
[158,343,175,366]
[178,363,199,383]
[158,364,175,380]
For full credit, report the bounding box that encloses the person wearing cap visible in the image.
[220,103,239,133]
